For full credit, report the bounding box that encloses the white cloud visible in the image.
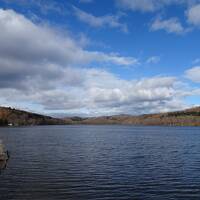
[0,68,188,115]
[73,6,128,32]
[0,9,136,67]
[151,17,186,34]
[0,8,197,116]
[2,0,63,14]
[116,0,161,12]
[185,66,200,83]
[79,0,93,3]
[187,4,200,26]
[116,0,199,12]
[146,56,160,64]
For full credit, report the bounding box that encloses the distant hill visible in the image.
[78,107,200,126]
[0,107,66,126]
[65,107,200,126]
[0,106,200,126]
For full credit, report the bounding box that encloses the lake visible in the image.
[0,125,200,200]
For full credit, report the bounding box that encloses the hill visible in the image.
[0,107,66,126]
[65,107,200,126]
[0,106,200,126]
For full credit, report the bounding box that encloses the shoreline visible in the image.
[1,124,200,127]
[0,106,200,127]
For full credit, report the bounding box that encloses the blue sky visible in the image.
[0,0,200,116]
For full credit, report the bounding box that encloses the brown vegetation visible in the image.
[0,106,200,126]
[67,107,200,126]
[0,107,66,126]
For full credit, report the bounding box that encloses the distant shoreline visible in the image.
[2,124,200,128]
[0,106,200,127]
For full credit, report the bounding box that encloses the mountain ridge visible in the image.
[0,106,200,126]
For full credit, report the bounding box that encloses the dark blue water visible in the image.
[0,125,200,200]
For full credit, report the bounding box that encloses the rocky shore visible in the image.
[0,140,9,171]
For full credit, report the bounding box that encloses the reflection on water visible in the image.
[0,125,200,200]
[0,160,7,171]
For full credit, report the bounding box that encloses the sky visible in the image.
[0,0,200,117]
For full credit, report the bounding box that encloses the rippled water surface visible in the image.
[0,125,200,200]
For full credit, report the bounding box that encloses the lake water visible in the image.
[0,125,200,200]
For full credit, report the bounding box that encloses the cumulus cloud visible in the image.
[185,66,200,83]
[0,8,196,116]
[187,4,200,26]
[0,69,187,115]
[0,9,137,67]
[73,6,128,32]
[151,17,187,34]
